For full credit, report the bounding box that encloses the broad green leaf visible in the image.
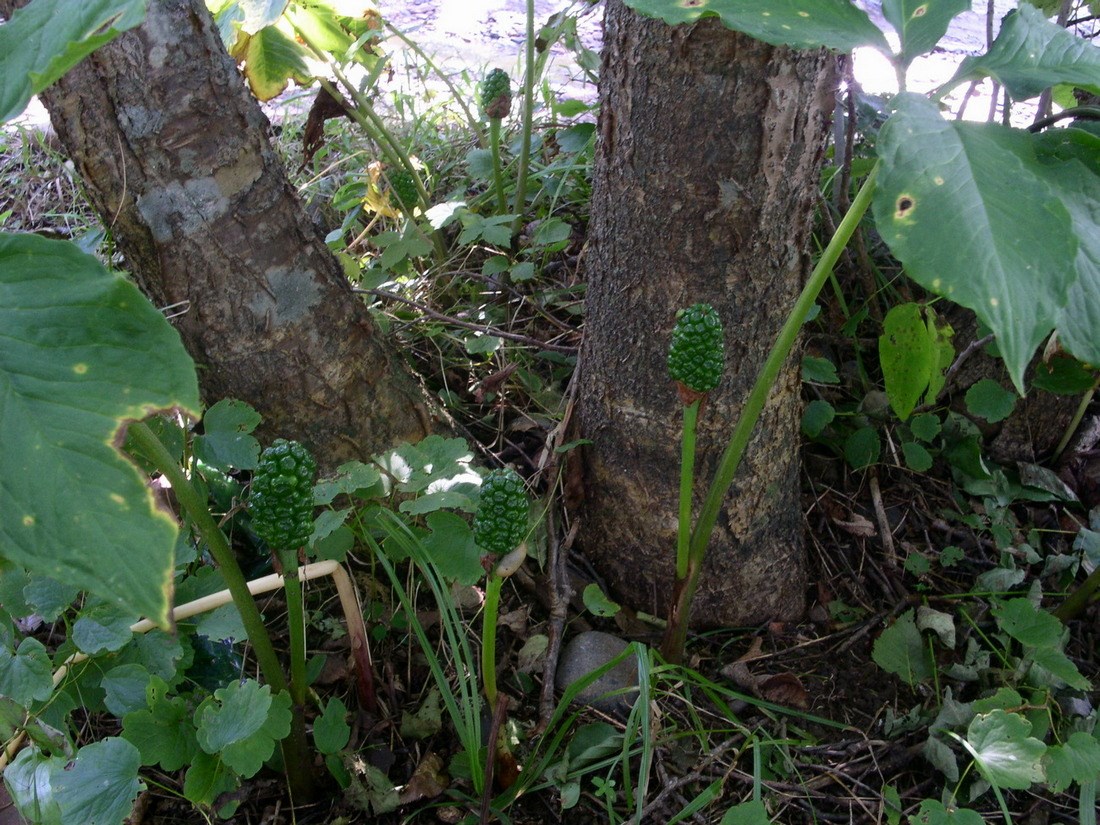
[622,0,889,53]
[0,638,54,705]
[964,379,1016,423]
[882,0,969,67]
[420,511,483,585]
[720,800,771,825]
[910,412,941,443]
[122,676,198,771]
[313,460,384,505]
[948,3,1100,101]
[993,597,1062,648]
[802,355,839,384]
[844,426,881,469]
[0,0,147,123]
[100,663,151,716]
[879,302,932,420]
[902,441,933,471]
[872,609,934,686]
[235,25,311,101]
[193,398,261,471]
[966,709,1047,789]
[314,697,351,754]
[583,583,621,618]
[72,600,136,654]
[873,95,1077,391]
[0,234,199,627]
[52,738,144,825]
[1031,646,1091,690]
[195,679,292,777]
[1032,129,1100,368]
[1044,731,1100,793]
[5,748,63,825]
[801,399,835,437]
[910,800,984,825]
[284,4,354,54]
[238,0,288,34]
[183,751,238,809]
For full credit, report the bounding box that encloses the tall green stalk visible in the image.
[661,163,880,662]
[127,422,288,694]
[482,574,504,707]
[510,0,536,239]
[676,400,701,580]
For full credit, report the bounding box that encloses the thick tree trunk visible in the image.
[577,0,836,627]
[0,0,433,466]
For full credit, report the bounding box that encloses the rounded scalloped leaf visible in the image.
[0,233,200,627]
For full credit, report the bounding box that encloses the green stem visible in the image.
[1054,563,1100,623]
[482,573,503,707]
[127,422,287,694]
[661,163,880,662]
[489,118,507,215]
[676,400,701,580]
[278,550,308,709]
[509,0,536,240]
[1053,375,1099,462]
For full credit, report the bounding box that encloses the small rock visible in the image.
[556,630,640,716]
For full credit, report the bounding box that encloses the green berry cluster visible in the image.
[249,439,317,552]
[473,468,529,556]
[667,303,725,395]
[480,68,512,120]
[387,169,419,211]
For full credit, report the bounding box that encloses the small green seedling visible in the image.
[480,68,512,216]
[663,303,725,660]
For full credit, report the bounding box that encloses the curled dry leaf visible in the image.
[398,752,448,805]
[720,661,811,710]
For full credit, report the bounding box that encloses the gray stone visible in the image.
[556,630,640,716]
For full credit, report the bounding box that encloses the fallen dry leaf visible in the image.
[398,752,448,805]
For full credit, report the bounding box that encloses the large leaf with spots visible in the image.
[872,94,1079,391]
[622,0,889,53]
[883,0,970,68]
[0,233,199,626]
[948,3,1100,101]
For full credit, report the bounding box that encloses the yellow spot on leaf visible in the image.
[23,515,34,527]
[798,11,809,17]
[894,194,916,220]
[933,176,944,185]
[932,279,942,290]
[73,363,88,375]
[110,492,126,506]
[912,4,928,17]
[990,298,999,307]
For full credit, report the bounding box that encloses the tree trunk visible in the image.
[0,0,434,466]
[577,0,836,627]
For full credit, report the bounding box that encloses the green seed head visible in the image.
[249,438,317,552]
[474,468,529,556]
[387,170,419,211]
[667,303,725,396]
[480,68,512,120]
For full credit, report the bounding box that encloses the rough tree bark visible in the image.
[577,0,837,627]
[0,0,434,466]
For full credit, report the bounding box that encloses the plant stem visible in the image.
[676,400,701,580]
[482,573,503,707]
[278,550,308,710]
[127,422,287,694]
[509,0,536,240]
[661,163,880,662]
[489,118,508,215]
